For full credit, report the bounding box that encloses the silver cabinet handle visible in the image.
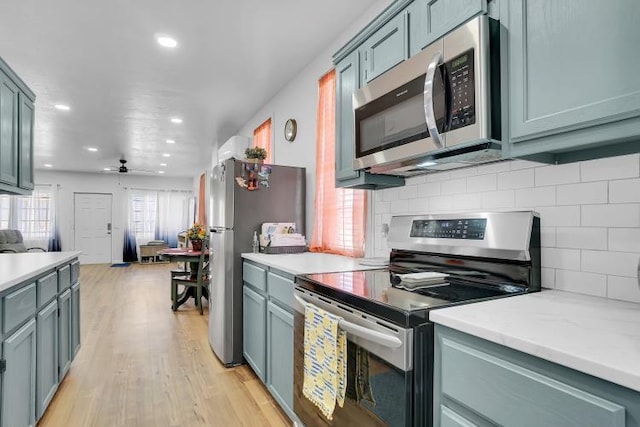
[424,51,444,148]
[293,294,402,349]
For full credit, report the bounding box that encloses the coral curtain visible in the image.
[309,69,367,257]
[197,173,206,226]
[253,118,272,163]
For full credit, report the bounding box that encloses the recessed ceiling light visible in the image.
[170,117,183,124]
[160,163,167,167]
[162,153,171,157]
[156,35,178,48]
[44,164,53,168]
[86,147,98,152]
[165,139,176,144]
[158,171,165,174]
[103,167,111,171]
[54,104,70,111]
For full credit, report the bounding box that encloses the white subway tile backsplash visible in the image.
[441,178,466,195]
[417,182,441,198]
[481,190,515,209]
[381,188,399,202]
[467,174,497,193]
[541,247,581,270]
[555,270,607,297]
[426,171,450,182]
[582,204,640,227]
[407,175,426,185]
[607,276,640,303]
[580,154,640,182]
[453,193,482,211]
[608,229,640,253]
[609,178,640,203]
[389,199,409,214]
[556,182,607,205]
[535,163,580,186]
[582,250,639,277]
[510,159,546,170]
[429,195,454,212]
[399,185,418,200]
[377,201,391,214]
[541,267,556,289]
[408,198,429,213]
[556,227,607,250]
[540,227,556,248]
[497,169,534,190]
[535,206,581,227]
[448,166,478,179]
[515,187,555,207]
[477,161,511,175]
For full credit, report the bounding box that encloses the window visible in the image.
[0,186,57,246]
[309,69,367,257]
[253,118,272,163]
[130,192,157,239]
[0,196,9,229]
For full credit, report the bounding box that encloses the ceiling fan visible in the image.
[104,158,155,174]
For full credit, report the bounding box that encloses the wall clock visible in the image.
[284,118,297,142]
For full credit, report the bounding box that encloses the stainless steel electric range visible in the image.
[293,211,541,427]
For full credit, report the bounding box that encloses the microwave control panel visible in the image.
[446,49,475,131]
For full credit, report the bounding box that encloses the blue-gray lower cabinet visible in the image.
[57,289,72,381]
[501,0,640,163]
[242,285,267,382]
[434,325,639,427]
[1,318,36,427]
[71,282,80,357]
[36,299,58,420]
[266,300,294,419]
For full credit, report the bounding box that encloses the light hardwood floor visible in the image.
[38,263,290,427]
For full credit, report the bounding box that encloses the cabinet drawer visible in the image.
[70,260,80,285]
[3,282,37,334]
[58,264,71,292]
[439,334,625,427]
[37,271,57,308]
[243,262,266,292]
[267,272,294,310]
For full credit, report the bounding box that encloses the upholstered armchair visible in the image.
[0,229,47,253]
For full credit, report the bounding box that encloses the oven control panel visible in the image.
[410,218,486,240]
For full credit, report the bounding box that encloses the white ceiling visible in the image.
[0,0,377,177]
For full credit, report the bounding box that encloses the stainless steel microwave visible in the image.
[353,15,501,176]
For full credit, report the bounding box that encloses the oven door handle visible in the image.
[424,51,444,148]
[294,294,402,349]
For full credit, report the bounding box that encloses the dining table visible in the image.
[158,247,210,310]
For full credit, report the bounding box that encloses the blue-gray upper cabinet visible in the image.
[334,51,405,189]
[434,325,639,427]
[501,0,640,163]
[360,11,409,84]
[0,57,35,196]
[2,318,36,427]
[408,0,488,57]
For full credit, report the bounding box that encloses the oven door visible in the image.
[293,289,413,427]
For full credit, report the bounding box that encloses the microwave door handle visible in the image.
[293,294,402,349]
[424,51,444,148]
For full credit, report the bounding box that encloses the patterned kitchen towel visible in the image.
[302,302,347,420]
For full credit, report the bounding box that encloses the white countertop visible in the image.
[430,290,640,393]
[241,252,384,275]
[0,251,81,293]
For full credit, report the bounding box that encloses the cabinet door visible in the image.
[58,289,72,380]
[503,0,640,154]
[0,71,19,186]
[36,299,58,420]
[266,301,294,418]
[360,11,409,84]
[335,50,360,183]
[2,318,36,427]
[18,93,34,190]
[71,282,81,358]
[242,286,266,382]
[408,0,487,57]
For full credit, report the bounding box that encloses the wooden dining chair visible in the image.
[171,238,209,314]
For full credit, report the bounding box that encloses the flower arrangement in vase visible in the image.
[244,146,267,163]
[187,223,206,251]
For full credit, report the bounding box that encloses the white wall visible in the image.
[234,0,394,238]
[371,155,640,303]
[35,170,193,263]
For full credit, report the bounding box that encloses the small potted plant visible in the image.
[186,223,206,251]
[245,146,268,163]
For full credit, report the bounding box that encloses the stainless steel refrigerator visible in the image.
[208,158,306,366]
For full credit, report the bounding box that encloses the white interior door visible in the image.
[74,193,113,264]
